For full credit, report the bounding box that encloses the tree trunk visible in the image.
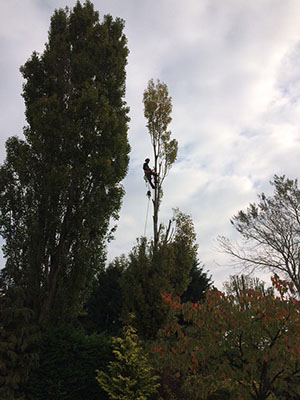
[153,154,160,248]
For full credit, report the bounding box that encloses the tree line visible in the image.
[1,1,300,399]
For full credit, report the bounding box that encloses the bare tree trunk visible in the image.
[153,154,160,249]
[153,196,159,248]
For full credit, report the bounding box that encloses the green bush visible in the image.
[24,325,112,400]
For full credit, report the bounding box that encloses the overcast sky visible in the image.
[2,0,300,287]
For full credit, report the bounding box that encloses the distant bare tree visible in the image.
[223,274,273,300]
[218,175,300,294]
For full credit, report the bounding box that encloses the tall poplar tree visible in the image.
[0,1,130,325]
[143,79,178,248]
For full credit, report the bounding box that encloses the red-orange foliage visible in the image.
[153,278,300,399]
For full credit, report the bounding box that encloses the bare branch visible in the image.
[218,176,300,295]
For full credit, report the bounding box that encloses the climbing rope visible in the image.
[144,195,151,237]
[144,182,151,237]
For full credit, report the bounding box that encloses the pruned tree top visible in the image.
[143,79,178,248]
[143,78,177,185]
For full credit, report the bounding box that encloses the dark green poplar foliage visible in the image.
[0,292,40,400]
[0,0,130,325]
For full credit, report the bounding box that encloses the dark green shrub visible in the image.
[24,325,112,400]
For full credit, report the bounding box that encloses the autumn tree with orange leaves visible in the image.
[153,276,300,400]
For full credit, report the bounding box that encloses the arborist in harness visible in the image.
[143,158,157,189]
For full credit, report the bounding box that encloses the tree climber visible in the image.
[143,158,157,189]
